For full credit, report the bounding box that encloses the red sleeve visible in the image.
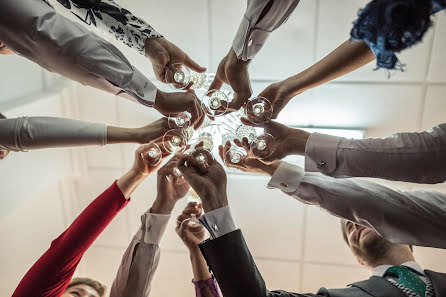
[12,181,129,297]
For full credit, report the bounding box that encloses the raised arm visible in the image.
[111,156,190,297]
[12,144,166,297]
[210,0,300,111]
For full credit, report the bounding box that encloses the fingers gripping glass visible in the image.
[145,143,162,166]
[250,133,275,159]
[181,189,204,233]
[162,129,188,153]
[244,96,273,124]
[168,112,191,129]
[190,147,215,169]
[201,90,229,117]
[165,63,211,90]
[224,146,247,166]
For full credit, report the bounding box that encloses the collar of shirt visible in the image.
[371,261,426,278]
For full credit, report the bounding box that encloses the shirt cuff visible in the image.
[305,133,342,174]
[267,161,304,192]
[122,67,157,107]
[139,210,171,244]
[199,206,236,239]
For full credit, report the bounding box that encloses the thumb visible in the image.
[208,75,223,92]
[271,98,287,119]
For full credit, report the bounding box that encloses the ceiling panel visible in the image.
[304,206,358,266]
[421,85,446,130]
[76,86,119,125]
[248,0,317,80]
[0,55,44,106]
[317,0,435,82]
[150,251,196,297]
[413,246,446,272]
[301,263,369,292]
[428,13,446,83]
[228,174,304,260]
[309,83,423,129]
[256,259,301,292]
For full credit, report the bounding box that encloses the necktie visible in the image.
[385,266,426,297]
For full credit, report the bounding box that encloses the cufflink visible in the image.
[317,161,326,167]
[137,90,144,97]
[212,224,219,232]
[248,39,253,47]
[280,182,288,188]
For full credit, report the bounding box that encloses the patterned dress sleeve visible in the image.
[48,0,162,55]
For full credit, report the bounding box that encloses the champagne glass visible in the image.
[224,146,247,166]
[144,143,162,166]
[189,147,214,169]
[181,188,205,233]
[244,96,273,124]
[165,63,212,90]
[162,129,188,153]
[250,133,275,159]
[201,90,230,117]
[168,112,191,129]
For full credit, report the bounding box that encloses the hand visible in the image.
[131,143,170,177]
[241,118,310,164]
[209,48,252,112]
[153,90,204,129]
[145,37,206,82]
[175,202,205,251]
[135,117,170,144]
[219,140,281,176]
[177,154,228,213]
[151,156,191,214]
[258,79,300,119]
[0,149,10,160]
[0,42,15,55]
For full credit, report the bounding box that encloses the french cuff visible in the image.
[199,206,236,239]
[305,133,342,174]
[267,161,304,193]
[140,211,171,244]
[123,67,157,107]
[232,16,271,61]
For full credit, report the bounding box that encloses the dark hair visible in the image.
[67,277,106,297]
[340,219,413,252]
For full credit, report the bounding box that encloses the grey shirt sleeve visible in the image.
[199,206,237,239]
[305,123,446,184]
[0,117,106,151]
[0,0,157,107]
[268,161,446,249]
[110,210,170,297]
[233,0,300,61]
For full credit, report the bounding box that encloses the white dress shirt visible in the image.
[200,161,446,249]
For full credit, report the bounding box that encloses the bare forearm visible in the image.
[107,126,140,144]
[190,248,211,281]
[116,169,146,199]
[288,40,375,96]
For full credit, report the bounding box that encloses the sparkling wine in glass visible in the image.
[224,146,247,166]
[181,188,205,233]
[201,90,230,117]
[190,147,214,169]
[145,143,162,166]
[162,129,188,153]
[165,63,212,90]
[250,133,275,159]
[244,96,273,124]
[168,112,191,129]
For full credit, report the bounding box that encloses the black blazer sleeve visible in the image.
[199,229,327,297]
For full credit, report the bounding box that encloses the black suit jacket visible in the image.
[199,230,446,297]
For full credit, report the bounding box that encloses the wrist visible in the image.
[153,90,165,110]
[202,195,228,213]
[128,167,149,180]
[151,196,176,214]
[289,129,311,156]
[261,161,281,176]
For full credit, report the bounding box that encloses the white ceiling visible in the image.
[1,1,446,296]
